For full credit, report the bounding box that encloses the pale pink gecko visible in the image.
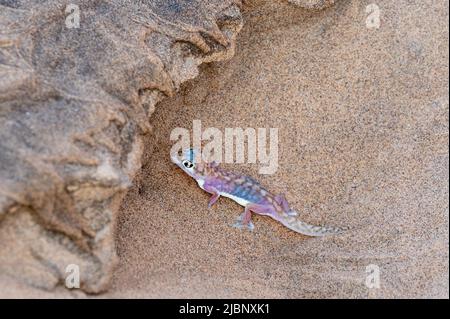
[171,148,346,236]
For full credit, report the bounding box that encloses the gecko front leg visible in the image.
[203,183,220,209]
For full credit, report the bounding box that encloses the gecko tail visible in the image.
[278,211,347,237]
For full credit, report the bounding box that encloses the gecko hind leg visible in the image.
[232,204,273,231]
[275,193,297,216]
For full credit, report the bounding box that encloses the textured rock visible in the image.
[0,0,243,293]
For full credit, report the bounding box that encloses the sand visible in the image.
[106,0,449,298]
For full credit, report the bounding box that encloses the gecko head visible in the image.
[171,148,202,179]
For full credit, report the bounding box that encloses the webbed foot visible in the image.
[232,214,254,231]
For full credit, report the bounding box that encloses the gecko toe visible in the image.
[232,215,244,229]
[287,210,298,217]
[231,219,254,232]
[232,221,244,229]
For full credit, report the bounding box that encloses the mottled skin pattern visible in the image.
[171,149,346,236]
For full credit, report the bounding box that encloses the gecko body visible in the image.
[172,148,346,236]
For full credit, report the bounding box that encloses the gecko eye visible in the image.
[182,160,194,169]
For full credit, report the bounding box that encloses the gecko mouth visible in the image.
[170,153,180,164]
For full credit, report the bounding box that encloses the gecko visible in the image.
[171,148,346,236]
